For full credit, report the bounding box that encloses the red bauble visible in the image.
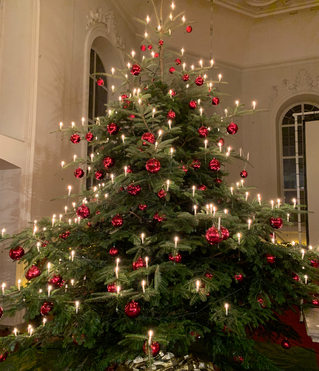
[126,166,132,174]
[205,227,222,245]
[139,204,147,211]
[49,275,64,288]
[159,40,164,46]
[9,246,25,261]
[154,212,166,222]
[227,122,238,135]
[70,134,81,144]
[111,215,123,227]
[312,298,319,306]
[127,184,141,196]
[205,272,213,279]
[311,259,319,268]
[76,204,90,219]
[212,97,220,105]
[148,45,153,50]
[169,67,175,74]
[189,101,197,109]
[170,90,176,97]
[85,133,93,143]
[146,159,161,173]
[198,126,208,138]
[175,58,181,65]
[133,257,146,270]
[42,240,49,247]
[103,156,115,170]
[158,189,167,198]
[97,78,104,86]
[270,217,283,229]
[281,339,291,350]
[167,110,176,119]
[234,274,244,282]
[130,64,141,76]
[265,253,276,264]
[258,297,266,308]
[74,168,85,179]
[221,226,230,240]
[195,76,204,86]
[141,45,146,51]
[125,301,141,318]
[121,94,128,100]
[142,132,155,144]
[0,352,8,363]
[186,25,193,33]
[59,231,70,240]
[0,307,3,319]
[240,170,248,178]
[95,170,104,180]
[182,74,189,81]
[109,246,118,256]
[209,158,221,171]
[169,253,182,263]
[218,138,225,146]
[198,185,207,191]
[107,283,116,293]
[182,165,188,173]
[40,302,53,316]
[143,341,160,357]
[234,356,244,364]
[214,178,223,184]
[107,123,119,135]
[154,53,159,58]
[292,273,300,281]
[191,159,201,170]
[25,265,41,280]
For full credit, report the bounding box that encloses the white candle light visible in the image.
[13,328,18,336]
[225,303,229,316]
[75,301,80,314]
[52,215,56,227]
[277,199,281,208]
[245,192,249,201]
[287,213,290,222]
[68,186,72,197]
[204,139,208,149]
[181,48,184,56]
[218,74,222,82]
[18,279,21,291]
[192,186,196,197]
[48,285,52,297]
[199,107,203,116]
[293,198,296,208]
[59,122,63,130]
[305,275,308,284]
[145,256,149,268]
[193,205,197,215]
[252,101,256,110]
[1,228,5,238]
[148,330,153,346]
[196,280,200,293]
[210,59,214,67]
[167,179,170,191]
[43,318,47,326]
[230,187,233,195]
[141,233,145,244]
[237,233,241,245]
[248,219,252,230]
[174,237,178,249]
[110,174,114,184]
[71,279,75,286]
[218,217,221,231]
[1,283,5,295]
[301,249,305,260]
[71,250,75,262]
[257,194,261,205]
[270,200,274,210]
[142,280,146,293]
[115,266,119,279]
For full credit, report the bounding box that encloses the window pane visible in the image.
[304,104,319,121]
[95,86,107,117]
[283,158,304,189]
[90,49,95,74]
[96,53,105,74]
[282,126,295,156]
[282,105,302,125]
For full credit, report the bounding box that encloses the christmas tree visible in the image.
[0,2,318,370]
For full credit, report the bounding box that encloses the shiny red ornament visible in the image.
[212,97,220,105]
[221,226,229,240]
[142,132,155,144]
[198,185,207,191]
[127,184,141,196]
[227,122,238,135]
[153,212,166,222]
[270,217,283,229]
[95,170,104,180]
[76,204,90,219]
[214,178,223,184]
[205,227,222,245]
[0,352,8,363]
[103,156,115,170]
[146,158,161,173]
[209,158,221,171]
[74,168,84,179]
[169,253,182,263]
[258,297,266,308]
[182,74,189,81]
[59,231,70,240]
[130,64,141,76]
[292,273,300,281]
[42,240,49,247]
[167,110,176,119]
[198,126,208,138]
[311,259,319,268]
[9,246,25,261]
[107,283,116,293]
[195,76,204,86]
[158,189,167,198]
[121,94,128,100]
[170,90,177,97]
[85,132,94,142]
[240,170,248,178]
[143,341,160,357]
[182,165,188,173]
[125,301,141,318]
[189,100,197,109]
[175,58,181,65]
[234,356,244,364]
[139,204,147,211]
[49,274,64,288]
[234,274,244,282]
[25,265,41,280]
[265,253,276,264]
[97,78,104,86]
[107,122,119,135]
[154,53,159,58]
[133,257,146,270]
[148,45,153,50]
[169,67,175,74]
[109,246,118,256]
[186,25,193,33]
[141,45,146,51]
[111,215,123,227]
[70,134,81,144]
[191,159,201,170]
[0,307,3,319]
[159,40,164,46]
[281,339,291,350]
[218,138,225,146]
[205,272,213,279]
[129,114,135,120]
[312,298,319,306]
[40,302,53,316]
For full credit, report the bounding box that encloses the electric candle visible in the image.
[68,186,72,197]
[61,161,65,169]
[236,182,240,188]
[69,219,72,225]
[225,303,229,316]
[121,134,125,144]
[52,215,56,227]
[171,2,175,10]
[169,13,173,20]
[193,205,197,215]
[257,194,261,205]
[199,60,203,68]
[71,279,75,286]
[182,62,186,70]
[43,318,47,326]
[18,279,21,291]
[152,108,156,118]
[218,74,222,82]
[142,280,146,293]
[245,192,249,201]
[158,130,162,137]
[224,209,228,214]
[192,186,196,197]
[270,200,274,210]
[199,107,203,116]
[111,85,115,92]
[210,59,214,67]
[145,256,149,268]
[277,199,281,208]
[141,233,145,244]
[196,280,200,293]
[174,237,178,249]
[13,328,18,336]
[59,122,63,130]
[182,16,186,23]
[191,65,194,70]
[248,219,252,230]
[168,120,172,129]
[252,101,256,110]
[287,213,290,222]
[48,285,52,297]
[124,166,128,177]
[1,283,5,295]
[237,233,241,245]
[301,249,305,260]
[167,180,170,191]
[293,198,296,208]
[47,262,51,274]
[75,301,80,314]
[110,174,114,184]
[170,147,174,158]
[148,330,153,346]
[71,121,75,128]
[111,67,115,75]
[218,142,222,152]
[224,109,228,117]
[146,15,150,24]
[1,229,5,237]
[116,258,120,267]
[218,217,221,231]
[213,206,216,217]
[59,214,62,222]
[230,187,233,195]
[309,245,313,250]
[71,250,75,262]
[158,25,161,31]
[305,275,308,284]
[204,139,208,149]
[117,285,120,295]
[33,225,37,236]
[235,100,239,106]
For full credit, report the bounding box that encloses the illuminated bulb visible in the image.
[142,280,146,293]
[75,301,80,314]
[169,13,173,20]
[145,257,149,268]
[111,85,115,92]
[131,50,135,58]
[182,16,185,23]
[237,233,241,245]
[196,280,200,293]
[218,74,222,82]
[199,60,203,67]
[193,205,197,215]
[71,121,75,128]
[111,67,115,75]
[191,65,194,70]
[225,303,229,316]
[141,233,145,244]
[174,236,178,249]
[235,100,239,106]
[61,161,65,169]
[167,179,170,191]
[181,48,184,56]
[146,15,150,24]
[59,122,63,130]
[144,32,148,38]
[171,2,175,10]
[210,59,214,67]
[252,101,256,110]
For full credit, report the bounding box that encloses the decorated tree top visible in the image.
[0,2,317,370]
